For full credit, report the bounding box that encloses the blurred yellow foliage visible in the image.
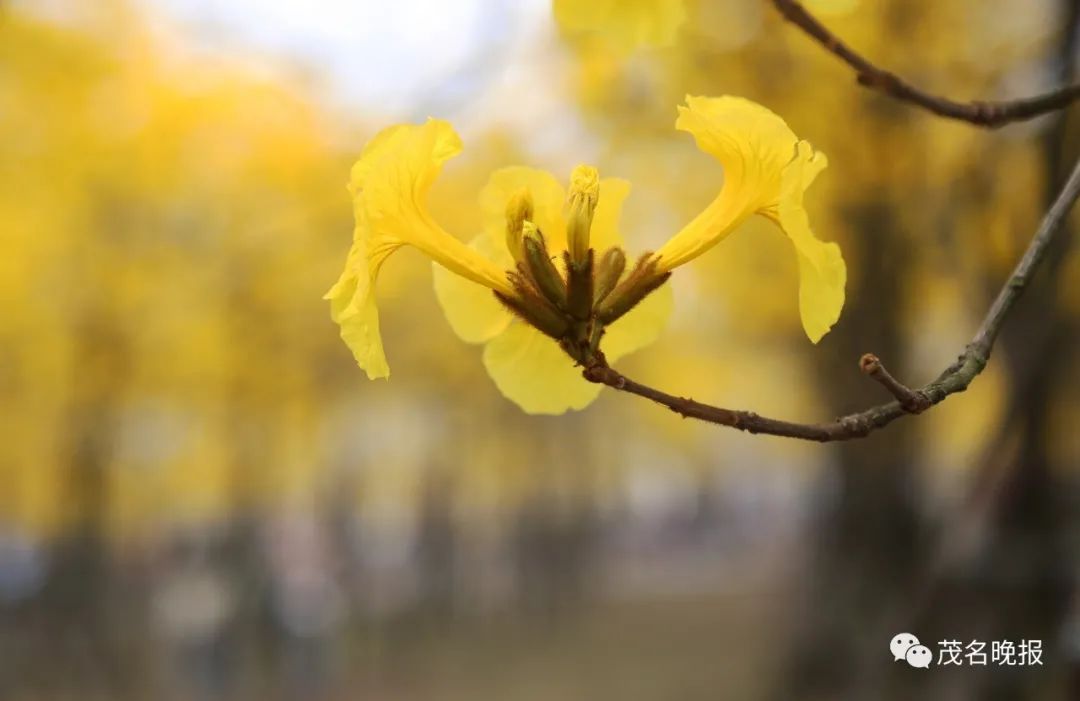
[0,6,350,535]
[554,0,687,50]
[0,0,1063,545]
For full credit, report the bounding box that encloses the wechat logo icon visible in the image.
[891,633,932,668]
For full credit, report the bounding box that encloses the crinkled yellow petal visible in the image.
[554,0,686,50]
[770,141,846,343]
[655,95,799,271]
[480,166,567,252]
[674,95,797,187]
[602,280,674,362]
[588,177,631,252]
[325,119,511,379]
[350,119,512,292]
[433,234,514,344]
[336,288,389,379]
[324,212,396,379]
[652,95,845,342]
[482,322,603,414]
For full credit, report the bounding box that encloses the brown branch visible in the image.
[858,353,930,413]
[772,0,1080,127]
[584,156,1080,442]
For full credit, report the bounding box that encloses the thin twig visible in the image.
[772,0,1080,127]
[584,156,1080,442]
[858,353,929,413]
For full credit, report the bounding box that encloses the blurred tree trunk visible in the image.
[777,3,1080,699]
[921,3,1080,698]
[416,467,458,622]
[512,419,599,619]
[221,259,280,699]
[775,193,920,700]
[34,308,129,697]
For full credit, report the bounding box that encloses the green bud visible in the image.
[522,222,567,309]
[593,247,626,305]
[596,253,670,324]
[498,274,569,341]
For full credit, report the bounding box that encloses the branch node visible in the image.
[838,415,871,437]
[859,353,930,413]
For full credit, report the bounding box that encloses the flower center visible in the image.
[494,167,670,367]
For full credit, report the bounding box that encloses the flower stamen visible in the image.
[566,165,599,266]
[504,187,534,263]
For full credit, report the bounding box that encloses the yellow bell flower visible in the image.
[324,119,515,381]
[553,0,686,50]
[325,119,672,414]
[653,95,846,343]
[325,96,845,414]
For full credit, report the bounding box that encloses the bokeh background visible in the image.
[2,0,1079,699]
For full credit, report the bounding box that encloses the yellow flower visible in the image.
[553,0,686,50]
[654,96,846,343]
[324,119,514,381]
[325,96,844,415]
[326,119,672,414]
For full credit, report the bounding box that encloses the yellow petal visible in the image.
[602,280,673,362]
[324,217,395,379]
[326,119,511,379]
[480,166,567,253]
[588,177,631,252]
[655,96,798,271]
[651,96,846,341]
[675,95,797,185]
[337,292,390,379]
[482,322,603,414]
[772,141,846,343]
[433,235,514,344]
[554,0,686,50]
[350,119,512,292]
